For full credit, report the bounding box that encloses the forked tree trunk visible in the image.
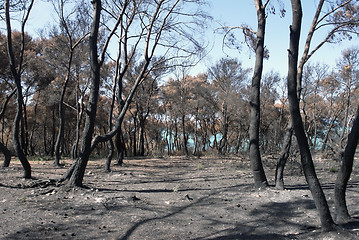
[288,0,335,232]
[249,0,268,188]
[334,105,359,223]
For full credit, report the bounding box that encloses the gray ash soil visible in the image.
[1,156,359,239]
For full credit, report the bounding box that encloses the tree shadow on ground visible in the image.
[3,157,359,240]
[114,187,322,240]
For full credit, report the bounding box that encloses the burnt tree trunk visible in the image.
[275,0,325,189]
[5,0,32,178]
[138,116,146,156]
[115,130,125,165]
[132,114,137,156]
[181,114,189,158]
[54,52,73,166]
[105,139,114,172]
[249,0,268,188]
[50,108,56,157]
[288,0,335,232]
[0,142,12,168]
[71,94,83,160]
[21,100,29,156]
[67,0,102,187]
[218,103,228,155]
[334,105,359,223]
[43,121,49,155]
[12,85,31,178]
[275,123,293,189]
[0,90,15,167]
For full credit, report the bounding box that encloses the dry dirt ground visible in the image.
[1,155,359,240]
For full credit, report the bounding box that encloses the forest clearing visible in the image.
[2,0,359,239]
[1,155,359,240]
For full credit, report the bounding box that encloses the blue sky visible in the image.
[199,0,356,77]
[2,0,356,78]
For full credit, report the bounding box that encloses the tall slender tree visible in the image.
[276,0,359,189]
[4,0,34,178]
[288,0,335,232]
[249,0,268,188]
[66,0,103,187]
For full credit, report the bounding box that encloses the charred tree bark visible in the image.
[249,0,268,188]
[275,0,325,189]
[0,141,12,168]
[275,124,293,189]
[138,116,146,156]
[50,108,56,157]
[67,0,102,187]
[288,0,335,232]
[5,0,33,178]
[181,114,189,158]
[218,103,228,155]
[9,56,31,178]
[54,53,73,166]
[21,99,29,156]
[132,113,137,156]
[71,94,83,160]
[115,130,125,166]
[105,46,123,171]
[334,105,359,223]
[43,121,49,155]
[28,95,39,156]
[0,89,15,167]
[105,139,114,172]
